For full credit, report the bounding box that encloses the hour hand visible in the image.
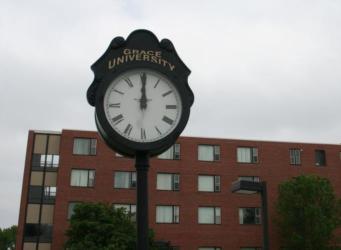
[140,73,147,110]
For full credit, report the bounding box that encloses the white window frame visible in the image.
[198,145,220,161]
[70,169,96,187]
[44,186,56,197]
[32,154,59,168]
[114,171,136,189]
[157,173,180,191]
[237,147,258,163]
[198,175,220,192]
[198,207,221,224]
[156,205,179,224]
[73,138,97,155]
[289,148,301,165]
[158,144,181,160]
[45,154,59,168]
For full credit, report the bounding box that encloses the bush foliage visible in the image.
[65,203,157,250]
[276,175,341,250]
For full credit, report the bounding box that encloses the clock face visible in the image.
[103,69,182,143]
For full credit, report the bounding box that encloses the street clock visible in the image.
[87,29,194,157]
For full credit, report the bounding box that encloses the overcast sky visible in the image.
[1,0,341,228]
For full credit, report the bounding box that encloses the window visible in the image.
[156,205,179,223]
[44,186,56,197]
[199,248,222,250]
[68,202,81,219]
[238,176,260,182]
[154,242,180,249]
[32,134,60,169]
[70,169,95,187]
[157,173,180,191]
[24,223,39,241]
[28,186,43,203]
[24,224,53,242]
[114,171,136,188]
[45,155,60,167]
[158,144,181,160]
[32,154,60,168]
[289,148,301,165]
[24,223,53,243]
[315,150,326,166]
[240,248,262,250]
[198,207,221,224]
[73,138,97,155]
[198,175,220,192]
[239,208,261,224]
[237,147,258,163]
[113,204,136,214]
[32,154,44,168]
[198,145,220,161]
[26,204,40,223]
[113,204,136,221]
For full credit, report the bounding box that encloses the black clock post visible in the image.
[135,151,150,249]
[87,30,194,250]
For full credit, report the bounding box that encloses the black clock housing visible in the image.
[87,29,194,157]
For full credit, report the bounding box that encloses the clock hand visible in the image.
[140,73,147,110]
[134,98,152,102]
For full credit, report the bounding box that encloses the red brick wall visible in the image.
[17,129,341,250]
[16,131,35,250]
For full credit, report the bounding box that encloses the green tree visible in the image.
[0,225,17,250]
[276,175,341,250]
[65,202,157,250]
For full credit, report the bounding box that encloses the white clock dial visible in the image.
[103,69,182,143]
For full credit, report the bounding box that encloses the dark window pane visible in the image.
[240,208,261,224]
[28,186,43,203]
[315,150,326,166]
[24,223,39,240]
[39,224,53,242]
[32,154,43,168]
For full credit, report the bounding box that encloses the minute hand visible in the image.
[140,73,147,110]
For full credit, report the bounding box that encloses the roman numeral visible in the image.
[166,105,177,109]
[162,116,174,125]
[162,90,173,97]
[112,114,124,125]
[109,103,120,108]
[124,77,133,88]
[113,89,124,95]
[154,78,161,88]
[124,124,133,136]
[141,128,146,140]
[155,126,162,135]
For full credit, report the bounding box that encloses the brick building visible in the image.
[16,129,341,250]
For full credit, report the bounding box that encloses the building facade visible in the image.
[16,129,341,250]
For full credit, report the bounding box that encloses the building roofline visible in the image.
[32,130,61,135]
[180,134,341,146]
[35,128,341,147]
